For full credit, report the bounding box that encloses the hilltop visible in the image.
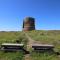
[0,30,60,60]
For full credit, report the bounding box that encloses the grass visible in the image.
[0,30,60,60]
[0,31,28,60]
[31,51,59,60]
[0,51,24,60]
[26,30,60,60]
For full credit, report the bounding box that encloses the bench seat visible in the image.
[32,44,54,51]
[1,43,24,51]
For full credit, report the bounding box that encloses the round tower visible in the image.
[23,17,35,31]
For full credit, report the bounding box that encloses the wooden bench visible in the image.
[1,43,29,54]
[32,44,54,51]
[1,43,24,51]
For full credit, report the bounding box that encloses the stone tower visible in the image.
[23,17,35,31]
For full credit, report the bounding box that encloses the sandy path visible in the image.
[24,33,34,51]
[23,32,34,60]
[23,32,41,60]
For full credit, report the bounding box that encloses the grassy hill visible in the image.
[0,30,60,60]
[0,31,28,60]
[27,30,60,60]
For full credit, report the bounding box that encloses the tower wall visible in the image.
[23,17,35,31]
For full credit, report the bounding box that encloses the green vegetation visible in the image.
[0,30,60,60]
[0,31,28,60]
[0,51,24,60]
[26,30,60,60]
[31,51,59,60]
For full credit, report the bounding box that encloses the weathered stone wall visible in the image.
[23,17,35,31]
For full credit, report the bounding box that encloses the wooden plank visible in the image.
[1,43,24,46]
[32,44,54,47]
[1,43,24,51]
[32,44,54,50]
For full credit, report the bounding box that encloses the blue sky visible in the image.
[0,0,60,31]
